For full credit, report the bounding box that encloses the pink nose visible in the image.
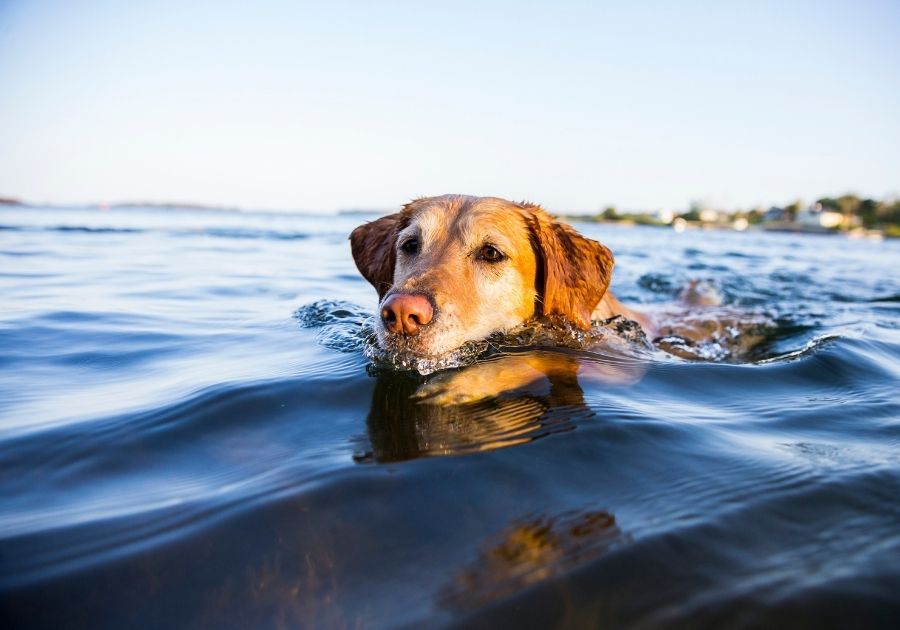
[381,293,434,336]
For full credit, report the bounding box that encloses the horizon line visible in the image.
[2,190,898,216]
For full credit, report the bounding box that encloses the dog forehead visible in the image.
[405,204,455,241]
[461,206,530,245]
[409,197,527,246]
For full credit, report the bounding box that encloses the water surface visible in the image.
[1,205,899,628]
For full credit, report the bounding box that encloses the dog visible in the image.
[351,194,654,351]
[349,194,662,402]
[350,194,763,403]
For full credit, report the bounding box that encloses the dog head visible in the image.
[351,195,614,358]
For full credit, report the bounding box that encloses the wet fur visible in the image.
[351,194,652,359]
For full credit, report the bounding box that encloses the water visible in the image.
[1,205,899,628]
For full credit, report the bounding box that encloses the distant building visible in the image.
[764,206,786,222]
[699,209,719,223]
[797,203,843,229]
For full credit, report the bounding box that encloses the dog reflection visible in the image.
[359,350,645,463]
[360,352,585,463]
[440,509,626,612]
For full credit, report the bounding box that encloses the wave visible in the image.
[0,223,313,241]
[0,368,368,588]
[0,224,141,234]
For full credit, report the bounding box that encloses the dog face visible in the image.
[351,195,614,358]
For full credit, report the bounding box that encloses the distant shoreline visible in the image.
[3,195,897,239]
[565,215,896,239]
[0,197,393,216]
[561,215,891,240]
[0,198,243,212]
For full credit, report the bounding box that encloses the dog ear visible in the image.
[350,212,407,299]
[528,211,615,329]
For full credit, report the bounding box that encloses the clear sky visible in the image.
[1,0,898,212]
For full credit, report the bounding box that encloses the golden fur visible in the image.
[351,194,654,359]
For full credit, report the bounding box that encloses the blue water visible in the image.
[1,205,899,628]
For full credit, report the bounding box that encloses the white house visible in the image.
[797,203,843,229]
[656,208,675,224]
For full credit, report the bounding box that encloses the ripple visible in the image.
[451,465,900,629]
[0,369,369,587]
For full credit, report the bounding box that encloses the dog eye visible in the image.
[401,239,419,255]
[479,245,505,263]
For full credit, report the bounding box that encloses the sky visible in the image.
[0,0,898,213]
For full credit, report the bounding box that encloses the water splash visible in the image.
[295,300,788,372]
[296,301,657,375]
[363,338,488,375]
[653,332,736,362]
[650,306,777,362]
[293,300,371,354]
[364,315,660,375]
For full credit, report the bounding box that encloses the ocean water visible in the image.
[1,205,899,628]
